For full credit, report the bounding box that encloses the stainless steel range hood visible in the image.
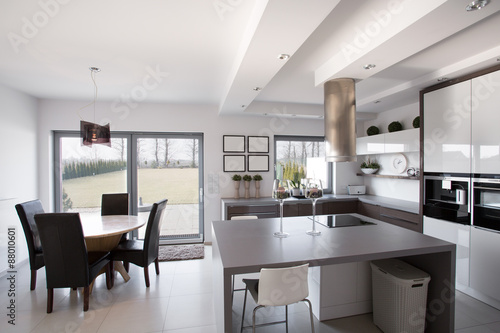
[324,78,357,162]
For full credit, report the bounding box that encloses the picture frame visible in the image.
[223,155,245,172]
[223,135,245,153]
[248,155,269,172]
[247,136,269,153]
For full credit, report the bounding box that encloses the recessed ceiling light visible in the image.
[278,54,290,60]
[466,0,488,11]
[374,100,381,104]
[363,64,376,70]
[253,87,262,91]
[241,105,246,108]
[437,77,448,82]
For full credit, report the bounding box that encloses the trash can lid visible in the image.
[371,258,430,280]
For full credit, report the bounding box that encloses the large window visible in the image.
[274,135,332,193]
[54,131,204,244]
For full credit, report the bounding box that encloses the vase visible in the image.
[234,181,240,199]
[244,181,251,199]
[255,181,261,198]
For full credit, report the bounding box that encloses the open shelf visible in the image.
[356,173,419,180]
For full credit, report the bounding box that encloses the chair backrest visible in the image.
[258,263,309,306]
[101,193,129,216]
[230,215,258,220]
[34,213,91,288]
[15,200,45,258]
[143,199,168,263]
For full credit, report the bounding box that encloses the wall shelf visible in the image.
[356,173,419,180]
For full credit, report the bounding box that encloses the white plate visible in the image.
[392,153,407,173]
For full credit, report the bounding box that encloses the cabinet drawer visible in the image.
[325,201,357,214]
[226,204,278,219]
[357,202,380,219]
[379,207,421,232]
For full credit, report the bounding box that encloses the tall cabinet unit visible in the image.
[471,70,500,174]
[423,80,471,173]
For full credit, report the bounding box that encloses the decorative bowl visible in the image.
[361,168,379,174]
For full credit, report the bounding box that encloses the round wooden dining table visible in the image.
[80,215,146,282]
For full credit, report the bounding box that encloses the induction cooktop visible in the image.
[310,214,376,228]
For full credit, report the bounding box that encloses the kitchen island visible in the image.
[212,214,456,332]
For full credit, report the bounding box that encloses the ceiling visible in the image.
[1,0,499,119]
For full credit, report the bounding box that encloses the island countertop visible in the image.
[212,214,456,332]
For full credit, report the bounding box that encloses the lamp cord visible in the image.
[77,68,99,121]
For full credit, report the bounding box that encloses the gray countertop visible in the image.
[222,194,419,214]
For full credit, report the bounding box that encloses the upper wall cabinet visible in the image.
[471,70,500,174]
[423,80,471,174]
[357,128,419,155]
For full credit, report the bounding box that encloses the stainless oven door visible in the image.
[473,178,500,232]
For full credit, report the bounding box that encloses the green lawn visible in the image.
[63,168,199,208]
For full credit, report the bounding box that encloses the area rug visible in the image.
[158,244,205,261]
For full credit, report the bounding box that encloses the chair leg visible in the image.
[252,305,264,333]
[154,258,160,275]
[285,304,289,333]
[304,299,315,333]
[240,287,248,333]
[123,261,129,272]
[83,286,89,311]
[47,288,53,313]
[144,266,150,287]
[106,262,113,290]
[30,270,36,290]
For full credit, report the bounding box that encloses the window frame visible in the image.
[274,135,333,194]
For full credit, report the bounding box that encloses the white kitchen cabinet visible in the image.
[356,129,419,155]
[470,227,500,307]
[423,80,471,173]
[472,70,500,174]
[423,216,470,289]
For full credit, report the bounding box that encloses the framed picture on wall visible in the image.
[248,155,269,172]
[247,136,269,153]
[223,155,245,172]
[223,135,245,153]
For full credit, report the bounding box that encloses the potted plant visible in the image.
[289,180,301,196]
[367,125,380,136]
[232,174,241,199]
[253,174,262,198]
[243,174,252,198]
[388,121,403,132]
[360,159,380,174]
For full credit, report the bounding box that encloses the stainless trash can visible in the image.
[370,259,431,333]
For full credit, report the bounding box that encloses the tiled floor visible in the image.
[2,245,500,332]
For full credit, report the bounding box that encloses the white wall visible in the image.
[37,100,324,242]
[358,103,420,202]
[0,85,38,273]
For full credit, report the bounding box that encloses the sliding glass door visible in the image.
[54,132,204,244]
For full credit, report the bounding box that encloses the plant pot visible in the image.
[255,181,261,198]
[244,181,251,199]
[361,168,379,174]
[292,188,301,196]
[234,181,240,199]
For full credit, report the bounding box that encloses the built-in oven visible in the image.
[423,173,471,224]
[472,176,500,232]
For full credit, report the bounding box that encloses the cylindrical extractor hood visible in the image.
[324,78,357,162]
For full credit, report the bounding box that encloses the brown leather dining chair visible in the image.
[111,199,168,287]
[15,200,45,290]
[34,213,112,313]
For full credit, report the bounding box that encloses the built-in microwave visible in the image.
[472,177,500,232]
[423,173,471,225]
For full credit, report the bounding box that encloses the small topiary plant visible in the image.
[253,174,262,181]
[367,126,380,136]
[232,174,241,181]
[243,174,252,181]
[412,116,420,128]
[388,121,403,132]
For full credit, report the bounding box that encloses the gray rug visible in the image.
[158,244,205,261]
